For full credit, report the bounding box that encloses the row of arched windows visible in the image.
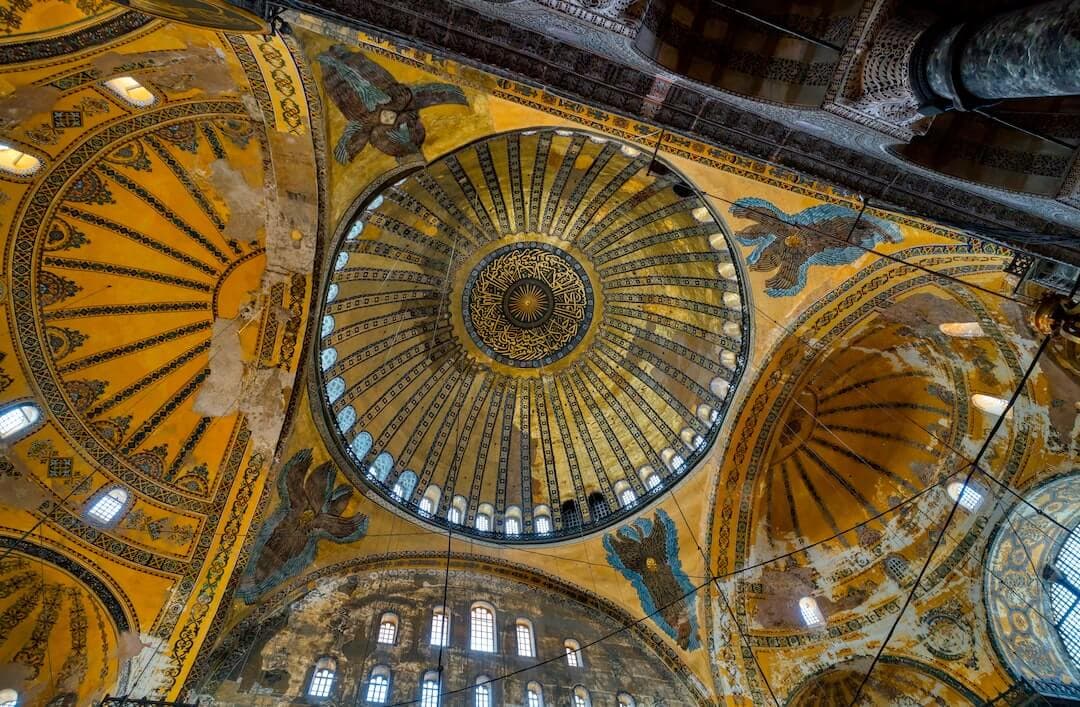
[1,402,133,526]
[307,658,637,707]
[371,603,584,663]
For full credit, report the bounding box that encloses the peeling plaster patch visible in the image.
[194,318,245,418]
[238,366,295,456]
[91,48,235,95]
[207,159,266,247]
[263,131,317,274]
[0,84,62,131]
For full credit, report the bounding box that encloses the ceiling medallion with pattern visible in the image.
[316,128,750,542]
[464,242,593,367]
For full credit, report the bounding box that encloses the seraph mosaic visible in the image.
[604,509,701,650]
[317,45,468,164]
[730,198,903,297]
[238,448,367,602]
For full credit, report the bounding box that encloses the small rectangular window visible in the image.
[431,610,449,646]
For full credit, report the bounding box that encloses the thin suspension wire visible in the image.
[848,330,1052,705]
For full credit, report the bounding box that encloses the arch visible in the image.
[470,601,497,652]
[392,470,418,501]
[572,685,591,707]
[504,505,522,535]
[448,495,468,525]
[474,675,492,707]
[320,347,337,371]
[786,655,980,706]
[367,451,393,483]
[533,505,552,535]
[696,403,718,425]
[587,491,609,521]
[525,682,544,707]
[475,503,494,532]
[103,76,156,107]
[613,480,636,509]
[515,617,535,657]
[307,656,337,697]
[617,693,636,707]
[564,638,583,667]
[336,405,356,435]
[986,473,1080,697]
[350,431,373,461]
[939,322,986,338]
[661,448,685,471]
[638,466,662,492]
[430,605,450,647]
[377,612,398,644]
[325,283,339,303]
[420,670,440,707]
[0,142,42,177]
[325,377,346,404]
[366,664,391,704]
[562,500,582,530]
[321,314,335,337]
[419,485,442,516]
[0,690,16,707]
[947,480,984,511]
[86,486,130,526]
[680,427,704,450]
[798,596,824,627]
[972,393,1011,418]
[0,401,42,442]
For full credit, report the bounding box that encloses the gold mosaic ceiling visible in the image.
[316,128,749,540]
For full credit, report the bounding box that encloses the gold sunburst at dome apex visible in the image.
[507,283,549,322]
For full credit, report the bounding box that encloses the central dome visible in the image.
[316,128,749,541]
[463,242,594,367]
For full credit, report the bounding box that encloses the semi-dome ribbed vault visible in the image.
[316,128,749,541]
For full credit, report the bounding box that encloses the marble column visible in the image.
[921,0,1080,107]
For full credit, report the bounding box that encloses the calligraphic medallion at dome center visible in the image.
[464,243,593,367]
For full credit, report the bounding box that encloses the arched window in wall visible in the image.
[0,689,17,707]
[572,686,591,707]
[103,76,156,106]
[799,597,824,627]
[420,670,440,707]
[1047,526,1080,668]
[613,480,636,508]
[0,143,41,176]
[430,606,449,647]
[448,495,468,525]
[939,322,986,338]
[617,694,636,707]
[366,665,391,704]
[525,682,544,707]
[470,602,496,652]
[515,618,535,657]
[639,466,662,492]
[367,451,393,483]
[947,481,984,511]
[392,471,417,501]
[474,675,492,707]
[504,505,522,535]
[564,639,582,667]
[0,402,41,441]
[377,612,398,644]
[419,485,441,516]
[561,500,581,530]
[533,505,552,535]
[972,393,1012,418]
[587,492,609,521]
[86,486,130,526]
[308,656,337,697]
[475,503,493,532]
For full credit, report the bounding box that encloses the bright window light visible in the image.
[947,481,983,511]
[0,403,40,439]
[0,144,41,176]
[470,605,496,652]
[104,76,156,107]
[87,487,128,525]
[799,596,824,627]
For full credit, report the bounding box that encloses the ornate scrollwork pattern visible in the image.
[464,243,592,367]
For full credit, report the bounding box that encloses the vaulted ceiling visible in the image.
[0,3,1076,705]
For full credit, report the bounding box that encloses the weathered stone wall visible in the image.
[207,567,697,706]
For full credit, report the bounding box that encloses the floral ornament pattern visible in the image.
[730,197,904,297]
[604,509,701,650]
[317,45,469,164]
[238,448,367,602]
